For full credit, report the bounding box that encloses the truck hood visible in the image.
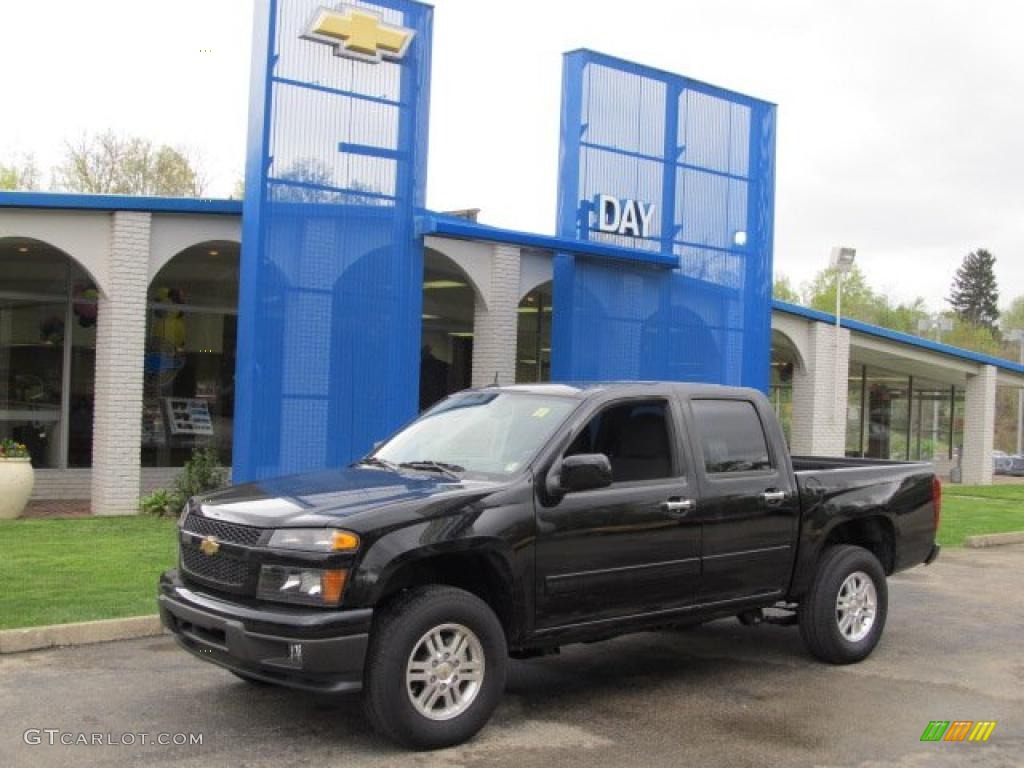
[193,466,504,531]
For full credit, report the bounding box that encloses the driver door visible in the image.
[533,396,700,629]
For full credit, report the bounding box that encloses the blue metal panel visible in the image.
[0,190,242,215]
[416,213,678,268]
[553,50,776,392]
[234,0,432,482]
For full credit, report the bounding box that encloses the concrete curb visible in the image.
[0,615,165,654]
[964,531,1024,549]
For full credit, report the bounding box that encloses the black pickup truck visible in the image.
[159,382,940,749]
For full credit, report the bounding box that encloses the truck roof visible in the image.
[473,381,767,401]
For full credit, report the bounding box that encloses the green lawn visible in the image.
[0,486,1021,631]
[943,483,1024,502]
[0,516,177,630]
[938,485,1024,548]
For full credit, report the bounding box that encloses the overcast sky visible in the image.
[1,0,1021,310]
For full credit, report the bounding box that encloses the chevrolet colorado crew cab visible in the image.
[159,382,941,749]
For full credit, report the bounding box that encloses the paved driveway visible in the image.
[2,546,1023,767]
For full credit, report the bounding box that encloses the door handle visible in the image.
[663,498,695,516]
[760,489,787,506]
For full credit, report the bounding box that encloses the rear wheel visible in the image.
[363,586,507,749]
[799,545,888,664]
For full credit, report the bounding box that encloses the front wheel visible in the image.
[799,545,888,664]
[363,586,507,749]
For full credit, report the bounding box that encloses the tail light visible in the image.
[932,476,942,531]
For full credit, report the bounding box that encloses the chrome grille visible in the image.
[181,546,249,587]
[183,513,263,546]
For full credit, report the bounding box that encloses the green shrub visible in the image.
[139,487,179,517]
[0,438,30,459]
[174,446,228,504]
[138,446,228,517]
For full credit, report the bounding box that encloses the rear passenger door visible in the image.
[686,397,799,604]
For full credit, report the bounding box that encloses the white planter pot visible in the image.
[0,459,34,520]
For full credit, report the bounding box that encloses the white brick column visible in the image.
[91,212,151,515]
[961,364,996,485]
[790,323,850,456]
[471,244,521,387]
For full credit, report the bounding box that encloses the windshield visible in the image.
[373,391,579,477]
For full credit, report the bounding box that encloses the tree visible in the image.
[1001,295,1024,336]
[772,275,800,303]
[0,155,41,190]
[947,248,999,331]
[53,131,206,197]
[799,264,928,335]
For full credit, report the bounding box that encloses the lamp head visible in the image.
[830,246,856,274]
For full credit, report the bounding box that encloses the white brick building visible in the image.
[1,192,1022,513]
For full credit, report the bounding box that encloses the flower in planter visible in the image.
[0,439,31,460]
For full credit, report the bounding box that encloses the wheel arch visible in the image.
[820,515,896,575]
[363,537,519,642]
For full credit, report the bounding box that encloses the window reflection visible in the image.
[0,240,97,468]
[846,362,961,462]
[142,242,238,467]
[516,282,551,383]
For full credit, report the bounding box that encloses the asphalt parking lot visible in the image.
[2,545,1022,768]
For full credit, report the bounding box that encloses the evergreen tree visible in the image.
[947,249,1000,330]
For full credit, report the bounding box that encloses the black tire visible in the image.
[799,545,888,664]
[363,586,508,750]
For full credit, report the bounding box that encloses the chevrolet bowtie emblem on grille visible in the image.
[199,536,220,557]
[301,5,414,64]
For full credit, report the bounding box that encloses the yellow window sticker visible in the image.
[532,407,551,418]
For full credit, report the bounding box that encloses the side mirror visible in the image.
[559,453,613,493]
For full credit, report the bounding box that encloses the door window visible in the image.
[691,399,771,474]
[565,400,675,482]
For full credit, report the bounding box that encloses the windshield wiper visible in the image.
[354,456,400,471]
[397,460,464,479]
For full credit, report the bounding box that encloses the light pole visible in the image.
[829,247,856,442]
[917,315,955,457]
[1009,329,1024,456]
[830,247,857,329]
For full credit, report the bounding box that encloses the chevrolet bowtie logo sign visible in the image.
[302,5,414,64]
[199,536,220,557]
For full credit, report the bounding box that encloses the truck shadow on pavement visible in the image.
[195,619,812,751]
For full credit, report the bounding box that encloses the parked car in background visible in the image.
[993,451,1013,475]
[1006,455,1024,477]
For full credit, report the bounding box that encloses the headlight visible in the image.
[267,528,360,552]
[257,565,348,606]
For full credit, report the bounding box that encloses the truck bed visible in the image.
[787,455,938,598]
[791,455,932,472]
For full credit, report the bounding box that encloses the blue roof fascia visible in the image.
[0,191,242,215]
[772,299,1024,376]
[418,212,678,268]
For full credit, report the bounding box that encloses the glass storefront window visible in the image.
[846,365,866,457]
[516,282,551,383]
[846,362,961,463]
[909,378,953,461]
[769,333,797,447]
[420,250,474,411]
[0,241,97,469]
[142,242,238,467]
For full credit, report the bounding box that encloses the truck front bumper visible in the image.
[158,569,371,693]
